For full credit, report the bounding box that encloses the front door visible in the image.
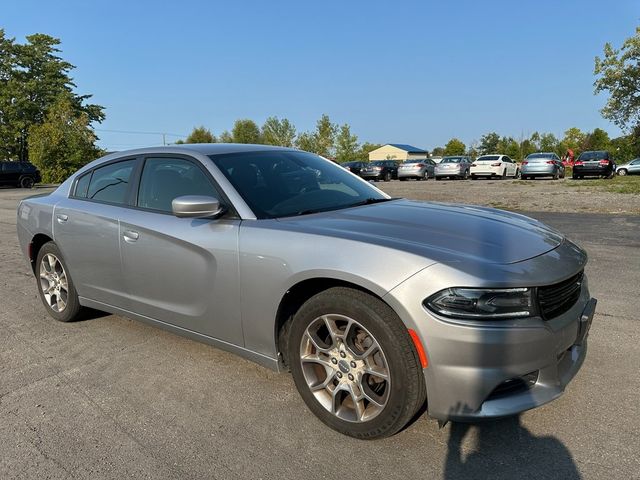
[118,156,243,345]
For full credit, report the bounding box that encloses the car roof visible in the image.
[101,143,296,159]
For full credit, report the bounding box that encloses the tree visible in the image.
[431,146,445,157]
[313,114,337,157]
[559,127,586,156]
[594,27,640,132]
[182,126,216,143]
[295,114,338,157]
[443,138,466,156]
[261,116,297,147]
[519,139,537,158]
[296,132,316,152]
[232,119,262,144]
[583,128,611,152]
[539,133,559,153]
[479,132,500,155]
[335,124,359,162]
[218,130,234,143]
[0,30,104,162]
[355,142,382,161]
[28,96,102,183]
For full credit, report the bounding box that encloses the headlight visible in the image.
[424,288,535,319]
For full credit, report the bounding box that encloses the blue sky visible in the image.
[3,0,639,151]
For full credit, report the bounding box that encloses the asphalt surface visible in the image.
[1,187,639,479]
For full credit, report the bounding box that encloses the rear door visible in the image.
[629,159,640,174]
[1,162,21,186]
[118,155,242,345]
[53,157,139,309]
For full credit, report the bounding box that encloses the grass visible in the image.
[566,174,640,194]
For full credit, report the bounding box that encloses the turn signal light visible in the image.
[574,161,584,166]
[599,160,610,165]
[491,162,502,167]
[522,161,528,165]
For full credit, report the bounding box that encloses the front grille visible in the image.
[537,271,584,320]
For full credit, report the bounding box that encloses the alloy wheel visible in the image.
[299,314,390,423]
[39,253,69,312]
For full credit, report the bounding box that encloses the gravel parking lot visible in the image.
[1,186,639,479]
[378,177,640,214]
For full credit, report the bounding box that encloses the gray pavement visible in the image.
[1,187,639,479]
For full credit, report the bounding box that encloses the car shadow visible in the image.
[76,307,111,322]
[442,414,581,479]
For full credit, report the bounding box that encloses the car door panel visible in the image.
[118,210,243,345]
[53,198,130,308]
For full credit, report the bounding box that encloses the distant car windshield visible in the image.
[210,150,390,219]
[477,155,500,161]
[441,157,465,163]
[578,151,608,161]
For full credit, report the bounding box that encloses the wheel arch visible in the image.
[274,277,394,370]
[29,233,53,273]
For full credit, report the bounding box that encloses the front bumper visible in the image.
[383,244,595,422]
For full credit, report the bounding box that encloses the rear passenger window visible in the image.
[74,172,91,198]
[137,157,218,213]
[86,159,136,205]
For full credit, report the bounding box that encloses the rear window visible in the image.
[578,151,609,161]
[476,155,500,161]
[441,157,465,163]
[526,153,555,160]
[86,160,137,205]
[1,162,21,173]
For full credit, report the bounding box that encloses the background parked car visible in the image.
[341,161,368,176]
[470,155,518,180]
[360,160,400,181]
[0,161,41,188]
[398,158,436,181]
[521,153,565,180]
[434,156,472,180]
[616,158,640,176]
[572,151,615,179]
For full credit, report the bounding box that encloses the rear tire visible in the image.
[20,176,34,189]
[35,242,82,322]
[288,287,426,439]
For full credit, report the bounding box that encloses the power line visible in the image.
[94,128,187,138]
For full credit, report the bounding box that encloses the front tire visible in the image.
[618,169,628,176]
[35,242,82,322]
[288,287,426,439]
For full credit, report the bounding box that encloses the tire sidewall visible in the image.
[288,289,423,439]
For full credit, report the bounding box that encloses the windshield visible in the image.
[441,157,465,163]
[578,151,608,161]
[209,150,390,218]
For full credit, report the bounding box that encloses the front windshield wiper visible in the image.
[346,197,397,208]
[291,198,397,217]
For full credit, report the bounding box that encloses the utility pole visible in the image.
[162,133,166,146]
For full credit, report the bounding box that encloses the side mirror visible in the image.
[172,195,224,219]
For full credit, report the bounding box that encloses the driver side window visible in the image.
[137,157,219,213]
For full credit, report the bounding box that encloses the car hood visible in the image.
[276,199,564,265]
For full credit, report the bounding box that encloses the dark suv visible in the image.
[572,151,614,179]
[341,161,368,176]
[360,160,400,181]
[0,161,41,188]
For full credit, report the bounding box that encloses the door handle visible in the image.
[56,214,68,223]
[122,230,139,243]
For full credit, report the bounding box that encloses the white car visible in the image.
[470,155,519,180]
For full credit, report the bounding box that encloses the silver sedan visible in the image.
[16,144,596,438]
[521,153,565,180]
[398,159,435,180]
